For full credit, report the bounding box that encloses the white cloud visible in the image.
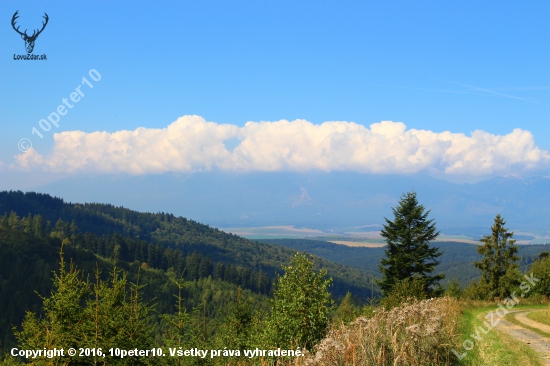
[12,115,550,176]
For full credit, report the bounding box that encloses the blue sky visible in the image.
[1,0,549,187]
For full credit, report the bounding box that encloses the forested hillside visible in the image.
[0,191,379,356]
[0,191,377,297]
[260,239,550,287]
[0,226,271,356]
[1,191,549,364]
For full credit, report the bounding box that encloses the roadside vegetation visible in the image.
[302,297,462,365]
[526,309,550,327]
[457,306,545,366]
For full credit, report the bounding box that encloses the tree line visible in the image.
[2,230,330,365]
[1,212,272,295]
[377,191,549,303]
[0,191,376,299]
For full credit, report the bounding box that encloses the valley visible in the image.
[1,190,548,365]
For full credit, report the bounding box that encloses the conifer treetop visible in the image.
[378,191,444,296]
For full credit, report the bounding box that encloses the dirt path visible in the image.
[494,309,550,365]
[514,310,550,335]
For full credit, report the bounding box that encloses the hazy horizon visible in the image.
[1,1,548,241]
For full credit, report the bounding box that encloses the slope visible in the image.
[0,190,378,299]
[259,239,550,287]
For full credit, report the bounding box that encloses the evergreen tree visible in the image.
[147,244,157,268]
[159,273,193,366]
[444,278,463,299]
[378,191,444,296]
[50,219,67,240]
[82,267,156,365]
[7,212,20,230]
[332,292,359,325]
[214,263,225,280]
[69,220,79,243]
[0,213,8,229]
[32,214,45,237]
[14,248,157,365]
[14,249,90,365]
[214,287,255,364]
[21,214,32,233]
[474,214,520,299]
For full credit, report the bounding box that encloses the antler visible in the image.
[29,13,49,39]
[11,11,27,37]
[11,11,49,39]
[38,13,49,35]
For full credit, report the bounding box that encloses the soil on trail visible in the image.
[515,311,550,335]
[495,309,550,365]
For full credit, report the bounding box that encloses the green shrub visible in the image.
[266,252,333,351]
[380,276,427,310]
[444,278,463,299]
[527,256,550,297]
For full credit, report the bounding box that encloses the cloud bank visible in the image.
[13,115,550,176]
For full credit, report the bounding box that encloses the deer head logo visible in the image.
[11,11,49,54]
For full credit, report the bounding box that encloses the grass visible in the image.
[288,298,549,366]
[457,305,545,366]
[298,297,463,365]
[526,308,550,327]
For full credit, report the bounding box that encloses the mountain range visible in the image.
[23,173,550,236]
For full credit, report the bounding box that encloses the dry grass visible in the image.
[297,297,462,366]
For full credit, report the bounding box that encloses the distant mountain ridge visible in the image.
[25,173,550,235]
[259,238,550,287]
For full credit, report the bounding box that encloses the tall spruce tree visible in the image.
[474,214,520,298]
[378,191,444,296]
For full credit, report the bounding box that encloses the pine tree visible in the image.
[214,287,254,364]
[444,278,463,299]
[69,220,79,244]
[474,214,520,299]
[159,272,192,366]
[332,292,358,325]
[32,214,45,237]
[14,247,157,365]
[0,213,8,228]
[14,248,89,365]
[21,214,32,233]
[7,212,20,230]
[378,191,444,296]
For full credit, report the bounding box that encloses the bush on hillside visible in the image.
[528,255,550,297]
[444,278,463,299]
[379,276,427,310]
